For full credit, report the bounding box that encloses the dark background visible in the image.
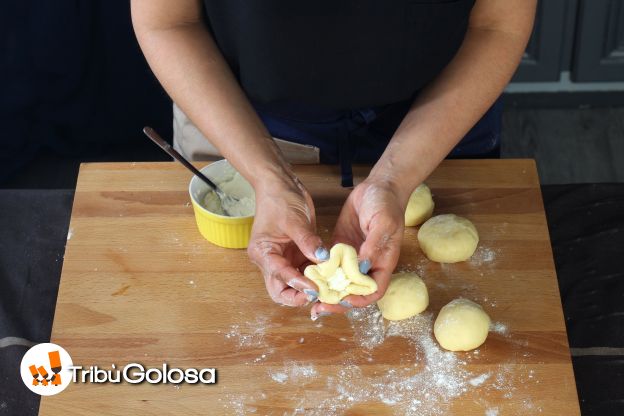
[0,0,172,188]
[1,0,624,188]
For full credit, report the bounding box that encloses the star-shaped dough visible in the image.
[304,243,378,304]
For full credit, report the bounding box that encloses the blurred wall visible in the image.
[0,0,172,183]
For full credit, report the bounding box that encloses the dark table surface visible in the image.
[0,184,623,416]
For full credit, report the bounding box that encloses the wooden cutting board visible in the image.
[39,160,580,415]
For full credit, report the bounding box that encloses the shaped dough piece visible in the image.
[417,214,479,263]
[404,184,434,227]
[434,298,491,351]
[377,272,429,320]
[304,243,377,304]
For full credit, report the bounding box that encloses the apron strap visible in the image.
[338,108,380,188]
[338,133,354,188]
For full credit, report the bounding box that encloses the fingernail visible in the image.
[315,247,330,261]
[359,259,371,274]
[307,295,318,303]
[304,289,319,298]
[339,300,353,308]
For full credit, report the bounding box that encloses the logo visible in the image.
[20,343,73,396]
[20,343,217,395]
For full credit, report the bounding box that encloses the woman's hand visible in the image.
[247,176,329,307]
[310,178,408,318]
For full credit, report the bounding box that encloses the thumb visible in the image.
[289,222,329,264]
[356,224,386,275]
[357,214,401,275]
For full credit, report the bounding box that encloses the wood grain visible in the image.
[39,159,580,415]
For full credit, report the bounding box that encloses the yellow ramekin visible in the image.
[188,160,254,249]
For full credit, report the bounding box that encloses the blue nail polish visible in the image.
[359,259,371,274]
[307,295,318,303]
[315,247,330,261]
[340,300,353,308]
[318,311,332,317]
[304,289,319,298]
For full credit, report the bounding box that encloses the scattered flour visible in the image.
[225,316,269,348]
[470,246,497,266]
[66,228,73,241]
[270,372,288,384]
[469,373,491,386]
[485,407,499,416]
[348,306,386,349]
[490,321,509,335]
[270,362,318,385]
[308,307,473,416]
[219,392,264,416]
[289,363,317,380]
[220,305,539,415]
[252,350,274,363]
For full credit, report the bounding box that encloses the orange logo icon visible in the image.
[21,343,73,396]
[28,350,63,387]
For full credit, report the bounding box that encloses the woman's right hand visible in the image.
[247,175,328,307]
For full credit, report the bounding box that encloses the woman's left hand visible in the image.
[310,178,408,318]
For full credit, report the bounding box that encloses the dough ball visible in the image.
[434,298,490,351]
[404,184,435,227]
[377,272,429,320]
[417,214,479,263]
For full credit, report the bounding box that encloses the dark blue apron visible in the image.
[253,98,503,187]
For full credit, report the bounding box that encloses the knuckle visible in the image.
[268,268,282,283]
[247,239,274,265]
[369,291,383,302]
[296,231,318,248]
[270,290,295,307]
[246,244,258,262]
[246,237,262,257]
[269,263,293,286]
[268,291,282,304]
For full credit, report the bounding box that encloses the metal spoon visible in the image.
[142,126,239,216]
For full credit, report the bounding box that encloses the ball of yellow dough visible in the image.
[417,214,479,263]
[434,298,491,351]
[377,272,429,320]
[404,184,434,227]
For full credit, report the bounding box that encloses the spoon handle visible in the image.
[143,126,219,191]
